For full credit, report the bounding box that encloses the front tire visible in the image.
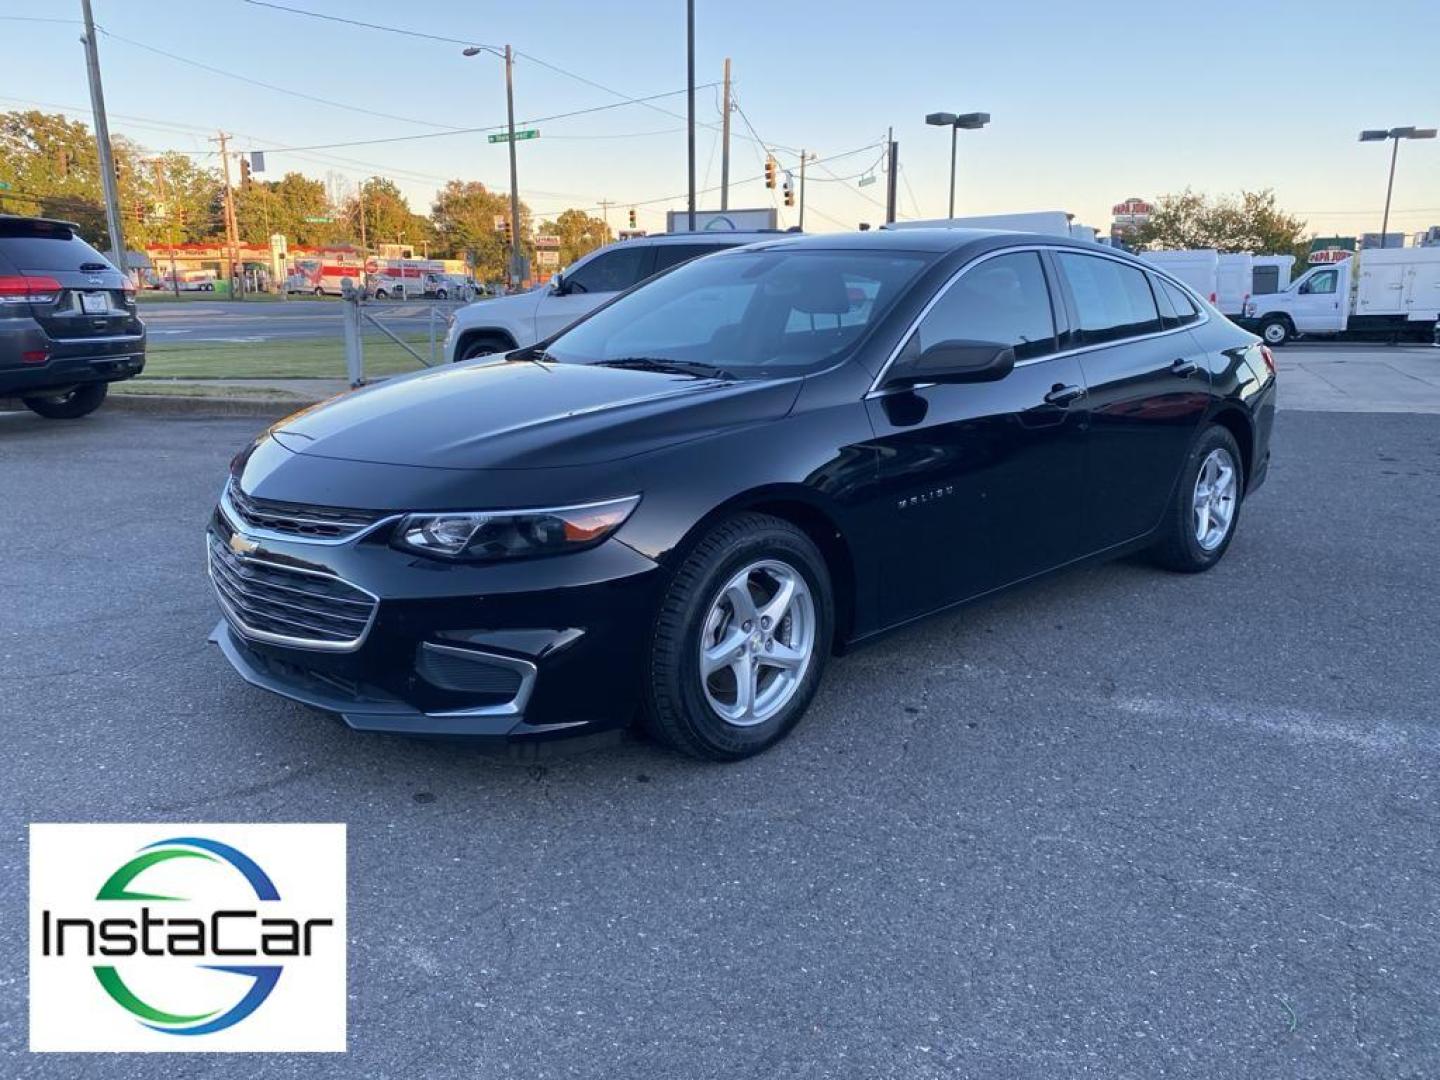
[1149,425,1243,573]
[22,381,109,419]
[1259,316,1290,346]
[457,334,514,362]
[645,513,833,761]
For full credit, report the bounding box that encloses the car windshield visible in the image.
[543,249,931,378]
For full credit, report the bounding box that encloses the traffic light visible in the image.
[764,156,777,189]
[628,207,637,229]
[239,156,252,187]
[783,175,794,208]
[498,216,512,243]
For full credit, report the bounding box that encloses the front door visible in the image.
[1289,264,1348,333]
[864,249,1091,623]
[534,244,655,341]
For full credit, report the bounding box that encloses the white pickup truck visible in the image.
[1244,247,1440,345]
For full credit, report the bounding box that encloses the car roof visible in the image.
[0,214,82,232]
[639,230,784,244]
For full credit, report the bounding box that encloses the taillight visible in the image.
[0,275,62,304]
[1209,291,1218,304]
[1259,345,1276,375]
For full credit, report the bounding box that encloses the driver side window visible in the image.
[912,251,1058,361]
[1301,269,1337,295]
[565,246,652,295]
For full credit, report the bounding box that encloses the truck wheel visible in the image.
[435,289,448,300]
[22,381,109,420]
[458,334,515,362]
[313,287,325,297]
[1259,317,1290,346]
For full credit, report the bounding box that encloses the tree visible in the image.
[234,170,341,246]
[146,151,222,245]
[1132,189,1308,258]
[429,179,532,280]
[538,208,612,267]
[341,177,431,251]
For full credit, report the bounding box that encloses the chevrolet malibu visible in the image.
[209,229,1275,761]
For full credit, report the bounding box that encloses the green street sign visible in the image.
[303,216,333,223]
[488,129,540,144]
[857,174,876,188]
[0,181,11,190]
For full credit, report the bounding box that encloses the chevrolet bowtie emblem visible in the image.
[229,533,260,556]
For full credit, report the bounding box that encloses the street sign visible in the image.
[537,250,560,268]
[488,129,539,144]
[303,216,333,223]
[857,174,876,187]
[533,234,561,250]
[0,181,10,190]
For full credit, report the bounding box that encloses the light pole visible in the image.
[925,111,989,219]
[1359,126,1436,248]
[464,44,526,286]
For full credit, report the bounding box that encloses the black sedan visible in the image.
[208,229,1275,760]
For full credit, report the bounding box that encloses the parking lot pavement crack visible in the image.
[145,762,326,814]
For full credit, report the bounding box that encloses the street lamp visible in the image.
[1358,126,1436,248]
[926,110,989,218]
[465,44,527,286]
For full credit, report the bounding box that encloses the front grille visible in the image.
[207,532,377,651]
[225,478,386,540]
[417,645,526,696]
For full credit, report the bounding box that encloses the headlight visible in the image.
[393,496,640,561]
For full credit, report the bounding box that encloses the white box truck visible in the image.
[883,211,1102,241]
[1243,247,1440,344]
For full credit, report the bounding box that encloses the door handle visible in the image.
[1044,383,1086,406]
[1171,358,1199,377]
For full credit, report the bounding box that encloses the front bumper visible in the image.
[206,504,664,742]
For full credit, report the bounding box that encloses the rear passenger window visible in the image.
[565,246,652,294]
[913,251,1057,361]
[1153,276,1201,329]
[1056,253,1163,344]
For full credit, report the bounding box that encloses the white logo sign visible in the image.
[30,823,346,1053]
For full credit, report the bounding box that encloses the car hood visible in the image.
[271,360,802,470]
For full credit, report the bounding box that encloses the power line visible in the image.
[247,85,720,153]
[241,0,495,48]
[96,26,465,132]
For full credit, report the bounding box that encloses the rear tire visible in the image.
[1148,424,1244,573]
[313,287,325,297]
[644,513,833,761]
[22,381,109,420]
[1259,316,1290,346]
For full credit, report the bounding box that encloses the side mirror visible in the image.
[887,339,1015,388]
[550,273,567,296]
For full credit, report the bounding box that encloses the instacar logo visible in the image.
[30,824,346,1053]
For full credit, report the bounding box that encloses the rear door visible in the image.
[1052,252,1211,550]
[0,219,139,350]
[533,243,656,340]
[865,248,1091,621]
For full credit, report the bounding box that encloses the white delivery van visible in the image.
[1250,255,1294,297]
[1243,247,1440,344]
[884,211,1087,239]
[1138,250,1222,307]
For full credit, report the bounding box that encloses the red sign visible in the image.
[1308,248,1354,265]
[1111,198,1153,217]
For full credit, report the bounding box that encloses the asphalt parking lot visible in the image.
[2,369,1439,1077]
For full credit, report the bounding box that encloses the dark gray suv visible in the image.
[0,216,145,419]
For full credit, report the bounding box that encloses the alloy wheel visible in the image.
[1193,447,1238,551]
[698,559,815,727]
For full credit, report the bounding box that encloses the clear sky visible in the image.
[3,0,1438,239]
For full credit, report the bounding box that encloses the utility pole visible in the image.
[598,199,613,231]
[80,0,126,274]
[150,158,180,298]
[357,179,368,253]
[504,45,525,286]
[885,127,899,225]
[798,150,812,231]
[213,132,241,298]
[720,57,732,211]
[686,0,696,230]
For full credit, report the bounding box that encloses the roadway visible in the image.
[138,297,470,343]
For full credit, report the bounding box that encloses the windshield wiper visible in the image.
[504,345,555,374]
[593,357,735,380]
